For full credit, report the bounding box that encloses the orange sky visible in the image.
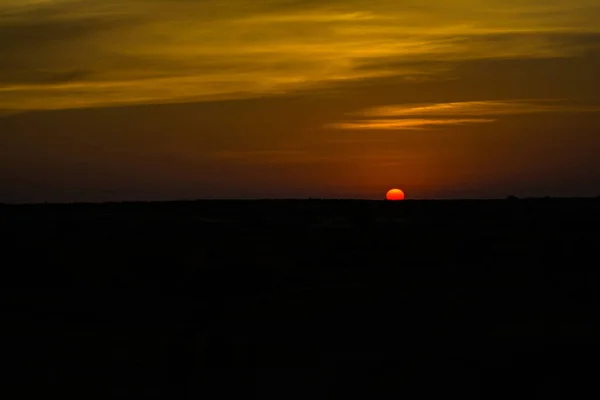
[1,0,600,201]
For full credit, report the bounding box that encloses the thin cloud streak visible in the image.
[360,100,600,117]
[328,99,600,130]
[328,118,495,130]
[0,68,395,111]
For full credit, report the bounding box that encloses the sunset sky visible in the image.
[1,0,599,201]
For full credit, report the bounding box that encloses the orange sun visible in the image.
[386,188,405,201]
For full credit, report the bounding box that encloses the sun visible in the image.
[386,188,405,201]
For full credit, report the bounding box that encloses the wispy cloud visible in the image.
[328,99,600,130]
[234,11,380,24]
[328,118,495,130]
[360,100,600,117]
[1,1,600,111]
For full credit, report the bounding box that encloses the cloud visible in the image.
[1,0,600,111]
[327,118,495,130]
[360,99,600,117]
[328,99,600,130]
[234,10,380,24]
[0,69,91,85]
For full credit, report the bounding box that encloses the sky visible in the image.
[1,0,600,202]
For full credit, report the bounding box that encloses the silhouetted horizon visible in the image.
[4,197,598,398]
[2,195,599,207]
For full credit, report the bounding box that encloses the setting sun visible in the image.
[386,189,405,201]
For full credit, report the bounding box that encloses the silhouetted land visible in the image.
[2,199,598,398]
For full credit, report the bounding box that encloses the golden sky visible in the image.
[1,0,600,201]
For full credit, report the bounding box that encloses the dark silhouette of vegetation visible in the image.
[2,198,598,398]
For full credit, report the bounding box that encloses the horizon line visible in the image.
[1,196,599,206]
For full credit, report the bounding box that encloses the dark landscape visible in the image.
[2,198,598,398]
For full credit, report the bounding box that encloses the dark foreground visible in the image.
[2,199,598,398]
